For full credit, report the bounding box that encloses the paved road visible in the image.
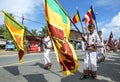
[0,50,120,82]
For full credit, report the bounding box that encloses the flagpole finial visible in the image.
[76,7,78,10]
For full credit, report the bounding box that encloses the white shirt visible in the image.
[44,36,52,48]
[85,33,99,46]
[97,36,104,47]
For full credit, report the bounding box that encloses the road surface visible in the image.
[0,50,120,82]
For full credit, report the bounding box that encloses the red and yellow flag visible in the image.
[82,6,96,25]
[72,10,80,23]
[107,31,113,47]
[2,11,25,63]
[44,0,78,76]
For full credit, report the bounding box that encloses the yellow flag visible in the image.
[2,11,25,63]
[44,0,78,76]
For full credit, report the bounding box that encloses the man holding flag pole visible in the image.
[80,24,100,80]
[80,5,105,80]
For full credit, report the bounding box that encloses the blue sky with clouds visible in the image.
[0,0,120,40]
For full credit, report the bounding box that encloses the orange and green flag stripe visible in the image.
[44,0,70,39]
[2,11,25,63]
[44,0,78,76]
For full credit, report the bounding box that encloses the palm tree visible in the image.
[31,29,39,36]
[39,26,48,37]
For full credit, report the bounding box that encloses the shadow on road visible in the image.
[3,66,20,76]
[97,52,120,82]
[3,63,48,82]
[60,70,82,82]
[32,62,63,77]
[32,62,45,69]
[23,74,48,82]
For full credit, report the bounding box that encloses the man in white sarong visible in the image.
[97,31,105,63]
[43,33,52,69]
[80,24,100,80]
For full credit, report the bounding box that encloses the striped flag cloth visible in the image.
[2,11,25,63]
[44,0,78,76]
[72,10,80,23]
[82,6,96,25]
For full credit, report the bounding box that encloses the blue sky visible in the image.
[0,0,120,40]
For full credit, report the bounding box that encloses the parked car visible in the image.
[5,40,15,50]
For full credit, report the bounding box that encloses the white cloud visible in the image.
[101,12,120,39]
[105,12,120,27]
[0,0,43,24]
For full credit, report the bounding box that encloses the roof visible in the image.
[26,36,42,41]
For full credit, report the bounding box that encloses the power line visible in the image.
[14,15,45,25]
[0,10,45,25]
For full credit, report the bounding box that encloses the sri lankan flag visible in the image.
[2,11,25,63]
[44,0,78,76]
[72,10,80,23]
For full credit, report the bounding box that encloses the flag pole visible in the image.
[76,8,85,34]
[21,15,37,37]
[95,20,98,33]
[94,16,99,33]
[92,5,99,33]
[22,14,24,25]
[21,15,28,54]
[55,0,88,45]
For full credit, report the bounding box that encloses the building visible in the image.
[69,29,83,49]
[26,36,43,53]
[25,29,83,52]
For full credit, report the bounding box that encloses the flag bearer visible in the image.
[80,24,99,80]
[97,31,105,63]
[43,32,52,69]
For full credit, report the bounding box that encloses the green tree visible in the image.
[0,13,15,40]
[31,29,39,36]
[0,24,5,35]
[39,26,48,37]
[0,24,12,40]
